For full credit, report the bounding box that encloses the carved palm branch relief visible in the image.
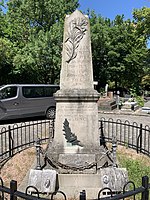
[63,118,83,147]
[65,18,88,63]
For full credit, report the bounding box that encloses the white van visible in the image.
[0,84,59,121]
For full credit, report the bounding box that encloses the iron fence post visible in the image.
[80,190,86,200]
[35,138,42,170]
[139,124,143,153]
[141,176,149,200]
[137,123,143,154]
[100,121,107,149]
[112,136,117,167]
[8,125,12,157]
[10,180,17,200]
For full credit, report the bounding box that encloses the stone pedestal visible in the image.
[58,174,102,199]
[46,10,128,199]
[53,91,100,151]
[55,168,128,199]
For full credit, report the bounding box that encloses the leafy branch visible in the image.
[65,17,88,63]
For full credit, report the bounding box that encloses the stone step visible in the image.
[58,174,102,199]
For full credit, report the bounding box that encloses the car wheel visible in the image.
[46,107,56,119]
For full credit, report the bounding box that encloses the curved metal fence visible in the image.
[0,119,54,166]
[99,117,150,157]
[0,117,150,167]
[0,118,150,199]
[0,176,149,200]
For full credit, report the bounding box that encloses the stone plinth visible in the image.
[57,167,128,199]
[28,169,57,193]
[45,10,128,199]
[122,101,139,111]
[58,174,102,199]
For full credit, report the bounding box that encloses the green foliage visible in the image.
[141,74,150,90]
[130,88,144,107]
[133,7,150,39]
[90,11,149,91]
[118,154,150,187]
[135,96,144,107]
[0,1,149,88]
[0,0,79,84]
[13,26,62,83]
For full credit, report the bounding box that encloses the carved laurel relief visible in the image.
[65,17,88,63]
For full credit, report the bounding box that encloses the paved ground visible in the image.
[98,110,150,127]
[144,100,150,107]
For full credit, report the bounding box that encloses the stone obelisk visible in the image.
[53,10,100,152]
[47,10,107,198]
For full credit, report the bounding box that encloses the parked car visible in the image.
[0,84,59,121]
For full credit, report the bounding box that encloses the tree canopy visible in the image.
[90,10,149,94]
[0,0,149,94]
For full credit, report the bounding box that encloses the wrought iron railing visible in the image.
[99,118,150,157]
[0,119,54,166]
[0,118,150,199]
[0,176,149,200]
[0,117,150,167]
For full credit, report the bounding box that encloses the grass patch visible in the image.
[117,146,150,199]
[118,153,150,187]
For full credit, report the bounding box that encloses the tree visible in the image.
[0,1,15,84]
[132,7,150,92]
[90,10,149,94]
[90,11,111,88]
[3,0,79,84]
[133,7,150,39]
[108,16,148,93]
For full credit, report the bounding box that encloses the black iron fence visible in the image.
[0,120,54,166]
[99,118,150,157]
[0,176,149,200]
[0,118,150,166]
[0,118,150,199]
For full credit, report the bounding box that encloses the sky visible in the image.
[78,0,150,20]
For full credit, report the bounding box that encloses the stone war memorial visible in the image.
[28,10,128,199]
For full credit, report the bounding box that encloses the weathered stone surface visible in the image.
[54,102,100,150]
[98,98,117,111]
[59,154,95,166]
[28,169,57,193]
[41,170,57,193]
[58,153,96,173]
[28,169,42,192]
[51,10,100,153]
[58,174,102,199]
[60,10,94,90]
[100,168,128,191]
